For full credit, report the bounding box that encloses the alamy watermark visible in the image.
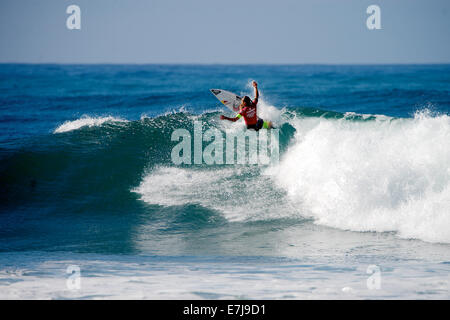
[66,265,81,290]
[66,5,81,30]
[171,121,279,166]
[366,5,381,30]
[65,5,381,31]
[366,264,381,290]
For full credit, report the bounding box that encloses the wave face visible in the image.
[1,105,449,246]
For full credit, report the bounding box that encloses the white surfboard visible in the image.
[210,89,242,112]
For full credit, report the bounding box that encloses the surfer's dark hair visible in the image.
[242,96,252,106]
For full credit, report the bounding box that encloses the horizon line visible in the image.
[1,61,450,66]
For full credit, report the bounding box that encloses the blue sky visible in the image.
[0,0,449,63]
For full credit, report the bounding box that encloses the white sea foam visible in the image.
[0,253,448,299]
[53,116,128,133]
[271,111,450,243]
[132,166,294,222]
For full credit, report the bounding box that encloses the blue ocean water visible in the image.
[0,64,449,299]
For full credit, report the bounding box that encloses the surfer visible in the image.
[220,81,273,131]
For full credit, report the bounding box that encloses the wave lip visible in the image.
[53,116,128,133]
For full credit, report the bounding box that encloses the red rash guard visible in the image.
[238,98,258,125]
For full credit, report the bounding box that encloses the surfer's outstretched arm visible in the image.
[220,114,241,122]
[252,81,259,101]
